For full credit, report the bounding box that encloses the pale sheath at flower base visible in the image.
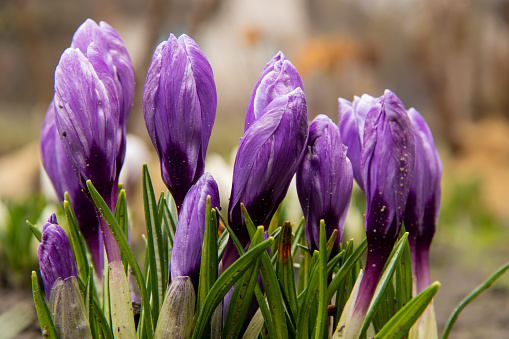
[296,114,353,255]
[170,172,220,287]
[40,102,103,272]
[37,214,92,339]
[143,34,217,211]
[337,94,377,191]
[335,90,416,339]
[244,51,304,131]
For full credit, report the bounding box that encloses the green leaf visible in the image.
[327,238,367,303]
[217,227,229,261]
[276,222,298,321]
[241,204,289,339]
[291,217,305,258]
[31,271,57,338]
[223,226,264,339]
[86,180,154,338]
[395,237,412,311]
[191,236,275,339]
[142,164,164,324]
[64,193,90,280]
[296,251,320,339]
[26,220,41,242]
[441,261,509,339]
[314,220,328,339]
[359,233,409,338]
[375,281,440,339]
[197,197,219,324]
[114,189,130,276]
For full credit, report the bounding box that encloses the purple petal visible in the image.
[229,88,308,245]
[404,108,442,248]
[38,214,77,298]
[296,114,353,254]
[40,102,104,272]
[245,52,304,131]
[170,173,220,286]
[361,89,416,246]
[143,34,217,210]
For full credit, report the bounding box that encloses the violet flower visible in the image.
[244,51,303,131]
[404,108,442,294]
[170,172,220,287]
[37,214,92,338]
[296,114,353,254]
[143,34,217,211]
[40,102,103,272]
[224,88,308,268]
[337,94,377,191]
[71,19,135,178]
[38,214,77,299]
[337,90,416,338]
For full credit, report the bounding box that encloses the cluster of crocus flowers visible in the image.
[37,214,92,338]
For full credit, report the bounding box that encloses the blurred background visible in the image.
[1,0,509,338]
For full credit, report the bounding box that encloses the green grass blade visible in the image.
[77,275,113,339]
[276,222,298,320]
[142,164,164,324]
[31,271,57,338]
[441,261,509,339]
[114,189,129,276]
[26,220,41,242]
[375,282,440,339]
[86,180,154,338]
[191,237,275,339]
[314,220,328,339]
[64,194,89,280]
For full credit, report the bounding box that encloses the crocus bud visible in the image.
[71,19,135,178]
[40,102,103,273]
[337,94,377,191]
[38,214,77,298]
[143,34,217,211]
[296,114,353,254]
[228,88,309,247]
[37,214,92,338]
[404,108,442,293]
[337,90,416,338]
[54,45,120,206]
[244,51,304,131]
[170,173,220,287]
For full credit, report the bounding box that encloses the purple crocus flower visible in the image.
[296,114,353,254]
[404,108,442,294]
[143,34,217,212]
[37,214,77,299]
[223,88,308,268]
[337,94,377,191]
[341,90,416,336]
[40,102,104,273]
[71,19,135,178]
[170,173,220,287]
[244,51,304,131]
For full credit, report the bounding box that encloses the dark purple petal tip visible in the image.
[38,214,77,298]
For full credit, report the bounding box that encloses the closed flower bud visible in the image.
[54,45,121,205]
[40,102,103,273]
[337,90,416,338]
[244,51,304,131]
[228,88,309,246]
[337,94,377,191]
[37,214,77,298]
[37,214,92,338]
[170,173,220,286]
[405,108,442,293]
[143,34,217,211]
[296,114,353,254]
[71,19,135,178]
